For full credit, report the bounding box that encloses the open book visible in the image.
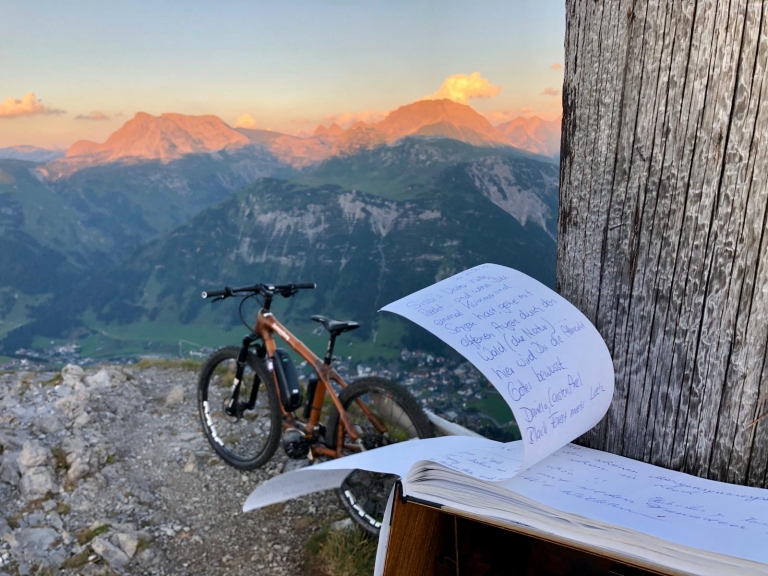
[244,264,768,575]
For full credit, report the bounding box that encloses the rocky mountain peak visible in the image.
[64,112,250,164]
[496,116,561,157]
[373,99,508,147]
[313,122,344,138]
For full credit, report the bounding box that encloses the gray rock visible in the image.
[0,452,20,487]
[19,467,57,501]
[47,512,63,531]
[35,408,64,435]
[115,531,139,558]
[62,435,109,483]
[18,441,51,471]
[91,535,131,568]
[330,518,354,531]
[61,364,85,388]
[4,527,59,558]
[73,411,92,429]
[0,517,9,537]
[16,442,57,501]
[0,431,28,453]
[19,512,46,528]
[85,369,113,389]
[136,547,155,564]
[165,385,185,406]
[55,370,90,424]
[183,453,198,473]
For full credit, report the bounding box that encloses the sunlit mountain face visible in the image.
[496,116,561,157]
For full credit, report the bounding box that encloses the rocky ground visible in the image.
[0,364,348,575]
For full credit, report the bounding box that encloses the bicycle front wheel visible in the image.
[324,377,433,536]
[197,346,281,470]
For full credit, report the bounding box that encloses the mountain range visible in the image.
[43,99,559,175]
[0,97,561,362]
[0,146,65,163]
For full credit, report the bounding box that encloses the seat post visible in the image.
[324,334,337,365]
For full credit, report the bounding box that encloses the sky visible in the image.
[0,0,565,148]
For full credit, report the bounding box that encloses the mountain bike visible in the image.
[197,282,433,535]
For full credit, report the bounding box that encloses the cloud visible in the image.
[75,111,110,121]
[0,93,65,118]
[427,72,501,105]
[542,87,560,97]
[324,109,388,128]
[551,63,563,71]
[234,113,258,129]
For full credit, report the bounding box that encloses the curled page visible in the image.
[381,263,614,471]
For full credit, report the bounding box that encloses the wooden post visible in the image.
[558,0,768,486]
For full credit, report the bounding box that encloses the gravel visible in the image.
[0,365,345,575]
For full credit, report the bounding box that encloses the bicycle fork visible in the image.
[225,333,260,417]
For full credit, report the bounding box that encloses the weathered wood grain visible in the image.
[560,0,768,486]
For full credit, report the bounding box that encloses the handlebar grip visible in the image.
[295,283,316,289]
[202,288,228,299]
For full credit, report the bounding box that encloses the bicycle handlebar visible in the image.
[201,283,316,300]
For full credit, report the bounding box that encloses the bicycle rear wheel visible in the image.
[325,377,433,536]
[197,346,281,470]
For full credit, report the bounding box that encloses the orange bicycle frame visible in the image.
[254,310,387,458]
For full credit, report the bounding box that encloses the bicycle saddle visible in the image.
[311,315,360,336]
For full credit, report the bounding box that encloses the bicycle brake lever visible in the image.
[210,296,225,303]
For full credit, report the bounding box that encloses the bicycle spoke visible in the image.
[203,357,272,462]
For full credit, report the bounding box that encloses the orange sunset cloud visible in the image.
[0,93,65,118]
[75,111,110,121]
[234,113,258,129]
[427,72,501,105]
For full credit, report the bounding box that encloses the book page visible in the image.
[381,263,614,470]
[243,435,503,511]
[497,444,768,567]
